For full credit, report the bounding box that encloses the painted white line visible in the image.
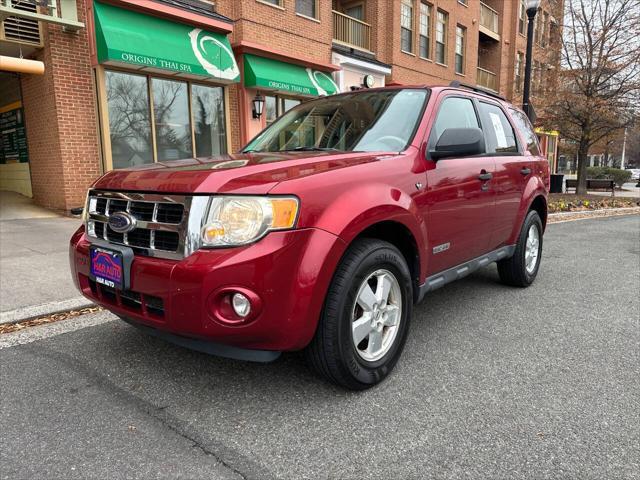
[0,311,116,349]
[0,297,95,325]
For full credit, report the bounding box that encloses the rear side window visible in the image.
[509,108,540,155]
[478,102,518,153]
[431,96,479,142]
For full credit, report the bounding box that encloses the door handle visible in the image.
[478,172,493,181]
[520,167,531,175]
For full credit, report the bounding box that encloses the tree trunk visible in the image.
[576,138,589,195]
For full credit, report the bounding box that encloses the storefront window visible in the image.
[265,95,301,126]
[103,70,228,168]
[105,71,153,168]
[191,84,227,157]
[266,96,278,126]
[152,79,192,161]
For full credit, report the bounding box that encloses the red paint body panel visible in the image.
[70,86,548,353]
[70,226,346,350]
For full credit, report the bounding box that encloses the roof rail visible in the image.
[448,80,506,101]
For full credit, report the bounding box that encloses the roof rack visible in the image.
[448,81,506,101]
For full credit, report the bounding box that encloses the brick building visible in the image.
[0,0,563,212]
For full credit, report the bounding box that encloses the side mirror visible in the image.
[430,127,485,160]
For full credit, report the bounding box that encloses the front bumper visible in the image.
[70,226,345,352]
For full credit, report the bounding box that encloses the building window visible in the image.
[296,0,317,19]
[541,12,549,47]
[515,52,523,93]
[345,4,364,20]
[259,0,283,6]
[518,0,525,35]
[152,78,192,161]
[192,84,228,157]
[105,71,153,169]
[104,70,227,169]
[534,10,542,44]
[536,61,544,93]
[265,95,301,126]
[530,61,543,93]
[400,1,414,53]
[455,25,465,74]
[435,10,448,64]
[419,2,431,59]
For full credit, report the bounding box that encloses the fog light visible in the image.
[232,293,251,317]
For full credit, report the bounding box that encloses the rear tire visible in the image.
[305,238,412,390]
[497,210,543,287]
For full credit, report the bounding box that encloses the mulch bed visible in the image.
[548,193,639,213]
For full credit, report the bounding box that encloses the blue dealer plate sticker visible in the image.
[90,246,124,290]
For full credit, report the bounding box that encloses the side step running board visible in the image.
[417,245,516,302]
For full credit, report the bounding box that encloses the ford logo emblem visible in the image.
[108,212,137,233]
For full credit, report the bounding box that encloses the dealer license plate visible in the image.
[90,246,125,290]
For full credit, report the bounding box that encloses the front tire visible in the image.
[305,238,412,390]
[497,210,543,287]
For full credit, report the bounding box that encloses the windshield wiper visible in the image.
[281,147,342,152]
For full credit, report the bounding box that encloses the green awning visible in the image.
[243,54,339,96]
[94,1,239,82]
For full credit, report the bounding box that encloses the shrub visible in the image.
[610,168,633,187]
[586,166,632,187]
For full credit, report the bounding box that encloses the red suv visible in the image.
[70,84,549,389]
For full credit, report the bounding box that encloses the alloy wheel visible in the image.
[351,269,402,362]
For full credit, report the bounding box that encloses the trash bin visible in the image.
[550,174,564,193]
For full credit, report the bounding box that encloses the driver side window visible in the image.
[431,96,480,143]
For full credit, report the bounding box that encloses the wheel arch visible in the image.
[349,220,422,303]
[529,194,548,231]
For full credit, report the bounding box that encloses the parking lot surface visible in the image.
[1,215,638,479]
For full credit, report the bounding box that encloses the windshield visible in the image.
[243,89,429,154]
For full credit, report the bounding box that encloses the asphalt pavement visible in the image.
[1,215,638,479]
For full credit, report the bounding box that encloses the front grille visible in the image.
[88,277,165,318]
[157,203,185,224]
[86,191,193,260]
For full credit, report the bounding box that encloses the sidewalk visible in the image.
[0,191,93,324]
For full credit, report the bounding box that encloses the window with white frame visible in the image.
[401,0,414,53]
[518,0,526,35]
[296,0,318,19]
[455,25,465,74]
[435,10,448,64]
[419,2,431,59]
[542,11,549,47]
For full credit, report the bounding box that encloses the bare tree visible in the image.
[550,0,640,193]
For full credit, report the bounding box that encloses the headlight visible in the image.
[82,191,95,222]
[201,196,299,247]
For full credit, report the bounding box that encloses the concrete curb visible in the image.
[0,297,95,325]
[548,207,640,224]
[549,207,640,218]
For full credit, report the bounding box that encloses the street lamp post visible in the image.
[522,0,540,120]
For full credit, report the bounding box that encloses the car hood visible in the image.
[92,151,393,194]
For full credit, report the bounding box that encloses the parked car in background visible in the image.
[70,83,549,390]
[626,168,640,181]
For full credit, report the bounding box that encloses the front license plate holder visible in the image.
[89,241,134,291]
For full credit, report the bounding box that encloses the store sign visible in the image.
[244,54,339,97]
[0,107,29,164]
[94,1,240,82]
